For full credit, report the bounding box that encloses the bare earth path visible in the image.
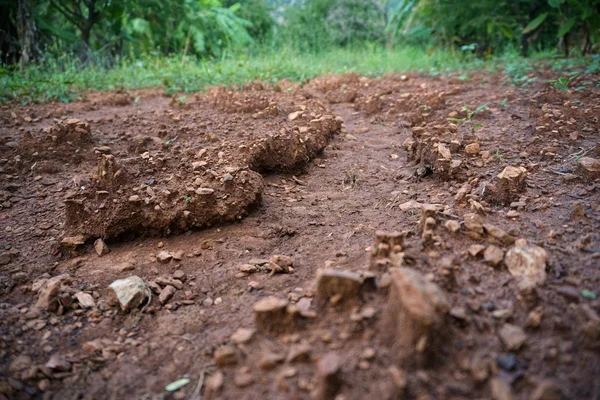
[1,72,599,399]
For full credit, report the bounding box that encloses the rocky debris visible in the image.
[94,238,109,256]
[75,291,96,308]
[158,285,176,305]
[577,157,600,180]
[531,380,563,400]
[107,276,150,312]
[419,203,445,245]
[577,304,600,341]
[316,269,363,303]
[385,267,450,360]
[526,307,544,329]
[483,223,515,245]
[445,219,460,233]
[35,274,71,312]
[253,297,295,334]
[231,328,255,344]
[490,377,513,400]
[403,127,464,179]
[204,371,224,397]
[45,354,71,372]
[498,323,527,351]
[60,235,86,256]
[465,142,480,155]
[486,166,527,204]
[484,245,505,266]
[156,251,173,264]
[369,230,405,271]
[214,346,237,367]
[464,213,484,234]
[258,352,285,370]
[314,352,342,400]
[504,245,548,294]
[286,343,312,363]
[240,255,295,276]
[19,117,92,161]
[234,368,254,387]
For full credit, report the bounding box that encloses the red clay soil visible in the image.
[0,70,599,400]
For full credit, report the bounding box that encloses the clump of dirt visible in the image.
[18,117,93,162]
[403,125,465,180]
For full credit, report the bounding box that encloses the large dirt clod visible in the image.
[384,267,450,363]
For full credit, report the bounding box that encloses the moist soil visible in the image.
[0,70,599,400]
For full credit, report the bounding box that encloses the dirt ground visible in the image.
[0,69,599,400]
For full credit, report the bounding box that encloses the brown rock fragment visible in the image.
[314,352,342,400]
[490,377,513,400]
[253,297,292,333]
[498,323,527,351]
[385,267,450,361]
[94,238,109,256]
[577,157,600,180]
[316,269,362,302]
[214,346,237,367]
[494,166,527,204]
[158,285,176,305]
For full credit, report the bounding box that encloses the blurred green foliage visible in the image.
[1,0,598,104]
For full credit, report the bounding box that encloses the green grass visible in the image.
[1,46,597,105]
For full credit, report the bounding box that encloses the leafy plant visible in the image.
[548,75,576,91]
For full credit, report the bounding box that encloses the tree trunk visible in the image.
[0,3,20,65]
[16,0,39,69]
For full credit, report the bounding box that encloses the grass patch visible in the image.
[1,46,597,105]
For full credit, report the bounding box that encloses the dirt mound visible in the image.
[61,91,342,242]
[18,117,93,162]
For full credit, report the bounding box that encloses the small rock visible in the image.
[316,269,362,302]
[116,262,135,272]
[173,270,186,282]
[315,352,342,400]
[288,111,302,121]
[75,292,96,308]
[464,213,484,233]
[253,297,291,333]
[214,346,237,367]
[35,274,70,312]
[231,328,255,344]
[504,245,548,292]
[531,379,563,400]
[577,157,600,180]
[107,276,150,312]
[45,354,71,372]
[498,323,527,351]
[386,267,450,354]
[156,251,173,264]
[465,142,480,155]
[234,370,254,387]
[495,353,517,371]
[468,244,487,257]
[470,355,490,382]
[445,219,460,233]
[484,245,504,266]
[490,377,513,400]
[205,371,224,397]
[94,239,109,256]
[258,352,285,370]
[159,285,176,305]
[526,308,544,329]
[495,166,527,204]
[286,343,312,363]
